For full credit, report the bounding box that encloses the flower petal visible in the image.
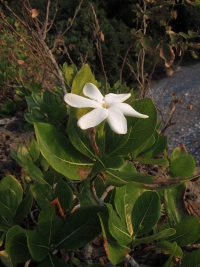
[64,93,101,108]
[110,102,149,119]
[104,93,131,105]
[83,83,104,103]
[107,108,127,134]
[77,108,108,129]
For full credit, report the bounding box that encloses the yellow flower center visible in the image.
[102,101,108,108]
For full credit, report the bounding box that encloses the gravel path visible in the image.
[149,63,200,166]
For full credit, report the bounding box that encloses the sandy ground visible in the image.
[149,63,200,167]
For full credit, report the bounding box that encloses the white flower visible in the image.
[64,83,149,134]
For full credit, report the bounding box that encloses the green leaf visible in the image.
[135,157,168,167]
[38,254,71,267]
[38,205,62,244]
[104,168,155,187]
[115,185,146,235]
[67,115,95,159]
[34,122,93,180]
[98,155,125,170]
[21,157,45,183]
[136,135,156,156]
[164,184,188,224]
[167,216,200,247]
[31,182,54,208]
[0,216,9,232]
[71,64,96,95]
[163,242,178,267]
[170,155,196,177]
[104,123,132,156]
[132,228,176,247]
[0,189,18,221]
[26,231,50,261]
[151,135,168,157]
[157,241,183,258]
[180,249,200,267]
[106,203,132,246]
[170,146,188,161]
[29,139,40,162]
[63,63,76,88]
[0,250,14,267]
[98,212,130,265]
[5,226,31,263]
[14,190,33,223]
[116,98,157,155]
[0,231,6,246]
[0,175,23,204]
[55,205,105,249]
[55,179,74,212]
[131,191,161,236]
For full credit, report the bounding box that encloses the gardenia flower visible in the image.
[64,83,149,134]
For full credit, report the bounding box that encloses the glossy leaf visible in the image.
[38,254,71,267]
[29,139,40,162]
[163,242,178,267]
[0,250,13,267]
[104,168,155,187]
[0,217,9,232]
[136,135,156,156]
[167,216,200,247]
[170,155,196,177]
[31,182,54,208]
[109,98,157,155]
[0,189,18,221]
[71,64,96,95]
[115,185,146,235]
[63,63,76,88]
[0,175,23,205]
[98,212,130,265]
[5,226,31,263]
[54,179,74,212]
[34,122,93,180]
[170,146,188,161]
[164,184,188,224]
[180,249,200,267]
[106,203,132,246]
[26,231,50,261]
[131,191,161,236]
[14,190,33,223]
[157,241,183,258]
[135,157,168,167]
[21,157,45,183]
[55,205,105,249]
[38,205,62,244]
[67,116,95,158]
[132,228,176,247]
[151,135,168,157]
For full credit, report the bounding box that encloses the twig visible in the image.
[43,0,51,40]
[125,255,140,267]
[24,260,31,267]
[90,178,100,203]
[99,185,115,204]
[120,43,134,89]
[60,0,84,37]
[90,3,108,93]
[161,94,181,134]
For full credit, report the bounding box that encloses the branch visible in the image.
[90,3,108,93]
[60,0,84,37]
